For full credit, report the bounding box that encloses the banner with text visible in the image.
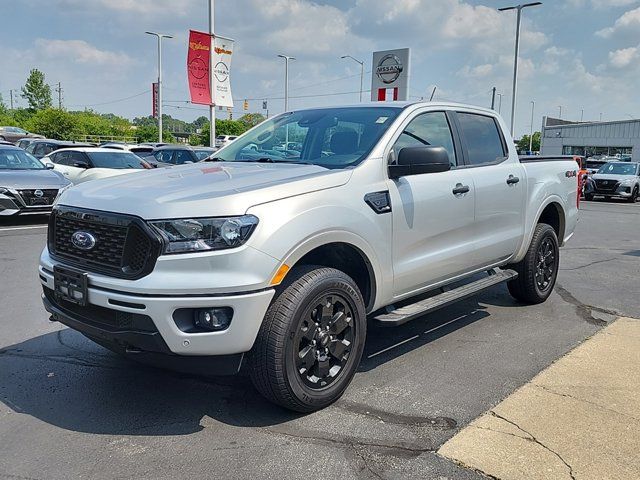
[152,82,159,118]
[212,36,234,108]
[187,30,212,105]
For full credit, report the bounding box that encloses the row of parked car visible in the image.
[575,155,640,203]
[0,135,221,217]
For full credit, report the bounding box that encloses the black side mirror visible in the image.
[389,146,451,179]
[73,161,89,169]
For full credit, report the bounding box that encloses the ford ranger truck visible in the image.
[39,102,579,412]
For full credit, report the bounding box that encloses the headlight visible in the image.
[149,215,259,254]
[620,178,633,186]
[53,184,73,206]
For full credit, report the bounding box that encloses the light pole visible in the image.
[340,55,364,102]
[499,2,542,136]
[529,100,535,153]
[581,109,584,122]
[497,93,503,114]
[208,0,215,147]
[145,31,173,143]
[558,105,562,119]
[278,54,295,148]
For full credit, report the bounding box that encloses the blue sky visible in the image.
[1,0,640,137]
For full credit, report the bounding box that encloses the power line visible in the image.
[67,89,150,108]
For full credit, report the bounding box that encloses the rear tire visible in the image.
[249,266,366,412]
[507,223,559,304]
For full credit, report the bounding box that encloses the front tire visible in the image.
[507,223,559,304]
[249,266,366,412]
[627,186,638,203]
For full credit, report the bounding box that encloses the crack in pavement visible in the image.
[263,426,433,458]
[532,384,640,422]
[489,411,576,480]
[554,284,617,325]
[351,445,385,480]
[336,400,457,430]
[559,257,618,272]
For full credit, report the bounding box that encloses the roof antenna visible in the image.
[429,86,437,101]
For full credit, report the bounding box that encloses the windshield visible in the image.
[87,151,147,169]
[214,106,402,169]
[194,149,216,160]
[597,162,638,175]
[0,149,46,170]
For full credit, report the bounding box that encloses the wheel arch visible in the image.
[278,233,380,313]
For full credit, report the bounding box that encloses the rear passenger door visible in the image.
[388,110,477,298]
[454,111,526,267]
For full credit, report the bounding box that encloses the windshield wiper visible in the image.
[245,157,312,165]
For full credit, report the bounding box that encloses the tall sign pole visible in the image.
[146,31,173,143]
[209,0,215,147]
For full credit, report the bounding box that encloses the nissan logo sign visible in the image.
[71,231,97,250]
[375,54,403,84]
[34,189,44,198]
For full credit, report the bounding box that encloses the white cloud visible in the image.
[34,39,132,66]
[458,63,493,78]
[596,6,640,37]
[609,45,639,67]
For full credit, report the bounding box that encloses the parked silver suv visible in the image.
[586,161,639,202]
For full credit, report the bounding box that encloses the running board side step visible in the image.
[373,268,518,327]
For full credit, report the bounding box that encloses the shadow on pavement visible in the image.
[0,286,517,436]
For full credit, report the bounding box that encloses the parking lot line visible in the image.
[0,225,48,232]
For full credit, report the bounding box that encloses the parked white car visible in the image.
[215,135,238,148]
[40,102,579,412]
[41,147,150,185]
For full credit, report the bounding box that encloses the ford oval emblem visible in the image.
[71,231,96,250]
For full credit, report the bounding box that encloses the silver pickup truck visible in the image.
[39,102,579,411]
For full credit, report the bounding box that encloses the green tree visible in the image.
[25,108,80,140]
[199,120,247,146]
[517,131,541,153]
[0,93,6,116]
[238,113,266,129]
[21,69,53,111]
[134,124,174,143]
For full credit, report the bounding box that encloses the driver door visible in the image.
[387,110,476,298]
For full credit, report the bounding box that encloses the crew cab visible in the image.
[39,102,579,412]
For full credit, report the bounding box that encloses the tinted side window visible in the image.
[25,143,37,154]
[68,151,87,166]
[393,111,457,167]
[456,113,505,166]
[55,152,71,165]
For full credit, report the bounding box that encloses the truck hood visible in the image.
[0,169,69,189]
[57,161,352,218]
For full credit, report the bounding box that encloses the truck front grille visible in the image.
[48,206,162,279]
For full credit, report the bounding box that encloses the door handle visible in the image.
[506,175,520,185]
[452,183,470,195]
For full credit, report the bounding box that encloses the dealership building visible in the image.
[540,117,639,159]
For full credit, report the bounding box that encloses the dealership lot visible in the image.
[0,200,638,479]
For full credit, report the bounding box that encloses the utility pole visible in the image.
[9,89,14,109]
[145,31,173,143]
[558,105,562,119]
[340,55,364,102]
[491,87,497,110]
[55,82,63,109]
[529,100,535,153]
[580,109,584,122]
[209,0,215,148]
[499,2,542,136]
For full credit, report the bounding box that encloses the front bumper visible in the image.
[0,191,56,216]
[39,262,276,358]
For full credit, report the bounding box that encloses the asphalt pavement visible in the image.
[0,199,638,479]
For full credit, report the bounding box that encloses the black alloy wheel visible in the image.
[535,237,556,293]
[294,293,355,389]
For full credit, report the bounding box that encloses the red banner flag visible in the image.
[152,82,159,118]
[187,30,212,105]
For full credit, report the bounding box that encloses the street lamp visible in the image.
[278,54,295,147]
[145,31,173,143]
[277,54,296,112]
[529,100,535,153]
[558,105,562,119]
[340,55,365,102]
[499,2,542,136]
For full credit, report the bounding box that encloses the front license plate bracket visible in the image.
[54,266,88,307]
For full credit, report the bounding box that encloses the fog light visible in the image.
[194,308,232,331]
